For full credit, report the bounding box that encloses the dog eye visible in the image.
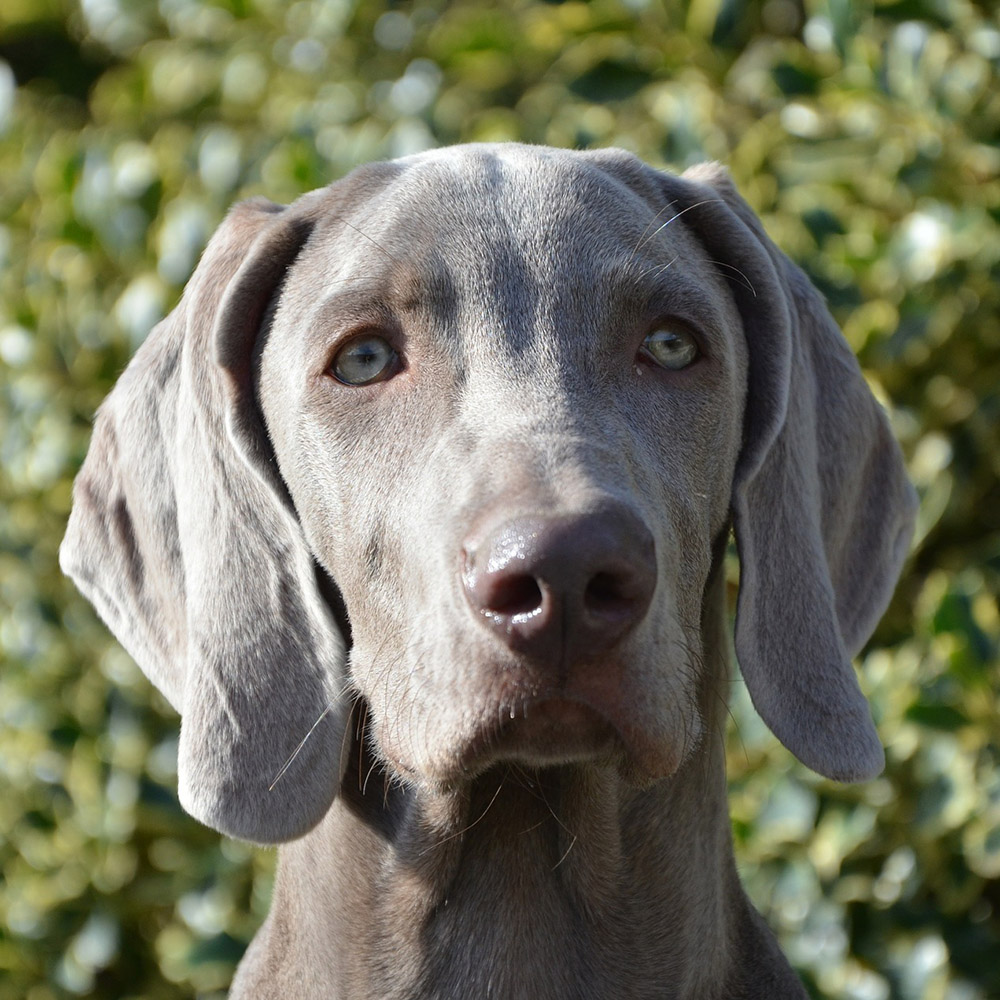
[330,334,398,386]
[641,326,700,371]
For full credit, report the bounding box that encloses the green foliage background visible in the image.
[1,0,998,997]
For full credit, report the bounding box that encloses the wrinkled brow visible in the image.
[576,250,735,339]
[293,229,731,344]
[291,256,459,345]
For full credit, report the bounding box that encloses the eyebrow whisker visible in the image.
[706,259,757,296]
[628,198,724,266]
[332,215,400,264]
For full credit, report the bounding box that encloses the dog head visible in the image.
[61,144,916,842]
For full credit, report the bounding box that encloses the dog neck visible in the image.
[233,573,804,999]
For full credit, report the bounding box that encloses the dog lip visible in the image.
[461,695,620,772]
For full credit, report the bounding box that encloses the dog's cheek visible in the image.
[620,562,707,777]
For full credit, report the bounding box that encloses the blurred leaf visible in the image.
[568,58,652,101]
[903,703,970,732]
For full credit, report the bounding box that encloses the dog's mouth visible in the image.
[459,696,620,775]
[358,692,623,792]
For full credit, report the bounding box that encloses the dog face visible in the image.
[61,145,916,843]
[256,147,747,789]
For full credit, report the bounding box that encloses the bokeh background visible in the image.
[1,0,998,997]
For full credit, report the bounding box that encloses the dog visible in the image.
[62,143,916,998]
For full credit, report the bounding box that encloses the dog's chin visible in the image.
[464,696,621,773]
[374,696,620,788]
[373,688,695,793]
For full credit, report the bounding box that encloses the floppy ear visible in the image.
[61,191,351,842]
[662,163,917,781]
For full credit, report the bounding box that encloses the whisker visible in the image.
[357,698,371,791]
[531,774,577,842]
[706,259,757,296]
[269,703,335,791]
[418,772,506,857]
[518,817,549,836]
[552,834,578,871]
[630,199,724,260]
[627,201,679,267]
[362,750,382,796]
[633,255,679,283]
[339,691,362,776]
[332,215,400,264]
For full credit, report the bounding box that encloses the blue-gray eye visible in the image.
[330,335,398,386]
[641,326,700,371]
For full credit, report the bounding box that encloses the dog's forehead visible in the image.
[286,144,720,337]
[387,143,647,228]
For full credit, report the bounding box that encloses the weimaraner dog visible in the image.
[62,144,916,998]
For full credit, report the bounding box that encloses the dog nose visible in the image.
[462,507,657,667]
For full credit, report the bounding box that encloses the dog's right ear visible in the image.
[61,192,351,844]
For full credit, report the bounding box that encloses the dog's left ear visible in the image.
[659,163,917,782]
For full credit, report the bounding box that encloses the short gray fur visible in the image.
[61,144,917,998]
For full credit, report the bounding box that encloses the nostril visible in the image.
[485,574,544,619]
[463,508,656,661]
[584,571,634,615]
